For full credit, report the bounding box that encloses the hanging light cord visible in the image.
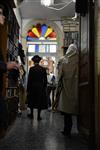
[46,1,73,11]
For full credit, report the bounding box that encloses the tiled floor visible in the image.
[0,110,88,150]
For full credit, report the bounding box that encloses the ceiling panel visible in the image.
[18,0,75,20]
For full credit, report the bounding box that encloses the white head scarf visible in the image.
[66,41,77,56]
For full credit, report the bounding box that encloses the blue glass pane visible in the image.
[45,45,47,53]
[41,24,47,37]
[45,45,49,53]
[27,36,33,41]
[35,45,39,52]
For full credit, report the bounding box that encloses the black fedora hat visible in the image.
[32,55,42,63]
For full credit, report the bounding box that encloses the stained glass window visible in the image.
[28,44,57,53]
[27,23,57,53]
[26,23,57,41]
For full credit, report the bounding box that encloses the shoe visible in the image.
[18,109,22,115]
[17,112,22,117]
[37,116,42,121]
[27,114,33,119]
[61,131,71,138]
[48,107,52,111]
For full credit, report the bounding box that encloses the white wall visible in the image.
[13,0,22,42]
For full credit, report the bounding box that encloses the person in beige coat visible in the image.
[55,40,79,137]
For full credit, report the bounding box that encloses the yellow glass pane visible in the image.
[32,27,40,38]
[44,27,53,38]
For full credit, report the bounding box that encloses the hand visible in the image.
[7,62,19,70]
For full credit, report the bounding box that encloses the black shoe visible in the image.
[27,114,33,119]
[18,111,22,116]
[61,131,71,138]
[37,116,42,121]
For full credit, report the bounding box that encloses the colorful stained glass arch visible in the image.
[26,23,57,41]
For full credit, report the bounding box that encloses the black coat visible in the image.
[27,64,48,109]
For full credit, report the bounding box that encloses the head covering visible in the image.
[66,43,77,56]
[31,55,42,63]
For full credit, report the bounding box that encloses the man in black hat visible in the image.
[27,55,48,120]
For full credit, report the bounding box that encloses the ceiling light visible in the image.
[41,0,74,11]
[41,0,54,7]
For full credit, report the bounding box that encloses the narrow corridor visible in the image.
[0,110,88,150]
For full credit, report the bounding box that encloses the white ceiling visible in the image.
[18,0,75,20]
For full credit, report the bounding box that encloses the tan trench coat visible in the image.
[57,52,79,114]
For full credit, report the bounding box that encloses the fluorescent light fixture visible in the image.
[41,0,74,11]
[41,0,76,10]
[41,0,54,7]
